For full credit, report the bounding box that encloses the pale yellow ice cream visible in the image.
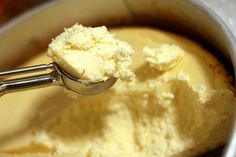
[0,27,235,157]
[142,44,184,71]
[48,24,134,82]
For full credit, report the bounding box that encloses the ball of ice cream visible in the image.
[47,24,135,82]
[142,44,184,71]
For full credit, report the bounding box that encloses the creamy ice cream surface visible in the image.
[143,44,184,71]
[0,27,235,157]
[48,24,134,82]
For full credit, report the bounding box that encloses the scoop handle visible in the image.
[0,63,58,96]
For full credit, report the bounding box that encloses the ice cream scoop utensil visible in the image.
[0,63,117,96]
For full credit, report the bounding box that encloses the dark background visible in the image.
[0,0,52,25]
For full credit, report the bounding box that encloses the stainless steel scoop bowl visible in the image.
[0,63,117,96]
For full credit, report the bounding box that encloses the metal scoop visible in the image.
[0,63,117,96]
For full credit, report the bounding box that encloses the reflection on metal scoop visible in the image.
[0,63,117,96]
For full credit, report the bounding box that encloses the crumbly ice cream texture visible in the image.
[0,27,235,157]
[143,44,184,71]
[47,24,134,82]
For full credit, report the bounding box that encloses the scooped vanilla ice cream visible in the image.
[48,24,134,82]
[0,27,235,157]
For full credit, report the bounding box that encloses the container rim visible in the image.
[184,1,236,157]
